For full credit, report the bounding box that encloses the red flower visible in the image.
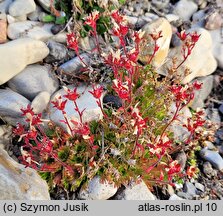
[186,166,197,178]
[31,113,42,125]
[66,32,79,53]
[51,98,67,111]
[26,130,37,139]
[89,85,103,99]
[149,31,163,41]
[112,79,130,101]
[111,10,124,24]
[190,32,200,43]
[13,123,25,136]
[84,11,100,30]
[193,81,203,90]
[166,160,181,175]
[64,88,79,101]
[21,104,34,117]
[176,31,188,41]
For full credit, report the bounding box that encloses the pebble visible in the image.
[164,27,217,84]
[0,88,30,126]
[192,10,206,27]
[175,150,187,171]
[205,108,221,126]
[209,29,223,69]
[8,64,59,101]
[31,91,51,114]
[36,0,51,12]
[151,0,169,10]
[78,176,117,200]
[27,5,43,21]
[114,181,156,200]
[49,85,103,134]
[7,21,54,41]
[0,15,7,44]
[169,194,185,200]
[203,162,217,178]
[103,94,122,109]
[177,191,193,199]
[139,18,172,68]
[183,182,197,196]
[190,75,214,109]
[219,104,223,115]
[200,148,223,171]
[0,148,50,199]
[9,0,36,17]
[51,24,65,35]
[0,125,12,147]
[44,40,68,63]
[173,0,198,21]
[0,38,49,85]
[0,0,13,14]
[195,182,205,192]
[58,53,90,76]
[205,11,222,30]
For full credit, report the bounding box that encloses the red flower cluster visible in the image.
[67,32,79,53]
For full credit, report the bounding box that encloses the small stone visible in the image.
[0,38,49,85]
[51,24,65,35]
[209,29,223,69]
[139,18,172,68]
[0,88,30,126]
[44,40,68,63]
[0,0,13,14]
[203,141,216,150]
[49,85,103,134]
[58,54,90,76]
[31,91,51,114]
[177,191,193,199]
[9,0,36,17]
[205,11,222,30]
[114,181,156,200]
[27,5,42,21]
[183,182,197,196]
[200,148,223,171]
[190,76,214,109]
[0,125,12,147]
[78,176,117,200]
[206,108,221,126]
[103,95,122,109]
[169,194,185,200]
[175,150,187,171]
[36,0,51,12]
[7,21,54,41]
[8,64,59,101]
[192,10,206,27]
[0,148,50,199]
[203,162,217,178]
[173,0,198,21]
[219,104,223,114]
[195,182,205,192]
[151,0,169,10]
[0,17,7,44]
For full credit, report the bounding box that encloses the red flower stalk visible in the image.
[176,30,188,41]
[84,11,100,31]
[51,97,67,112]
[111,10,124,24]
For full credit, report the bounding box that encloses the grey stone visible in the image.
[209,29,223,69]
[0,0,13,14]
[0,88,30,126]
[173,0,198,21]
[200,148,223,170]
[27,5,43,21]
[44,40,68,63]
[219,104,223,114]
[205,11,222,30]
[190,76,214,109]
[114,181,156,200]
[7,21,53,41]
[0,148,50,200]
[103,94,122,109]
[78,176,117,200]
[184,182,197,196]
[31,91,51,114]
[0,125,12,147]
[195,182,205,192]
[175,150,187,171]
[8,64,59,101]
[169,194,185,200]
[9,0,36,17]
[0,38,49,85]
[203,162,217,178]
[177,191,193,199]
[58,54,90,76]
[49,85,103,134]
[151,0,169,10]
[36,0,51,12]
[51,24,65,35]
[206,108,221,126]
